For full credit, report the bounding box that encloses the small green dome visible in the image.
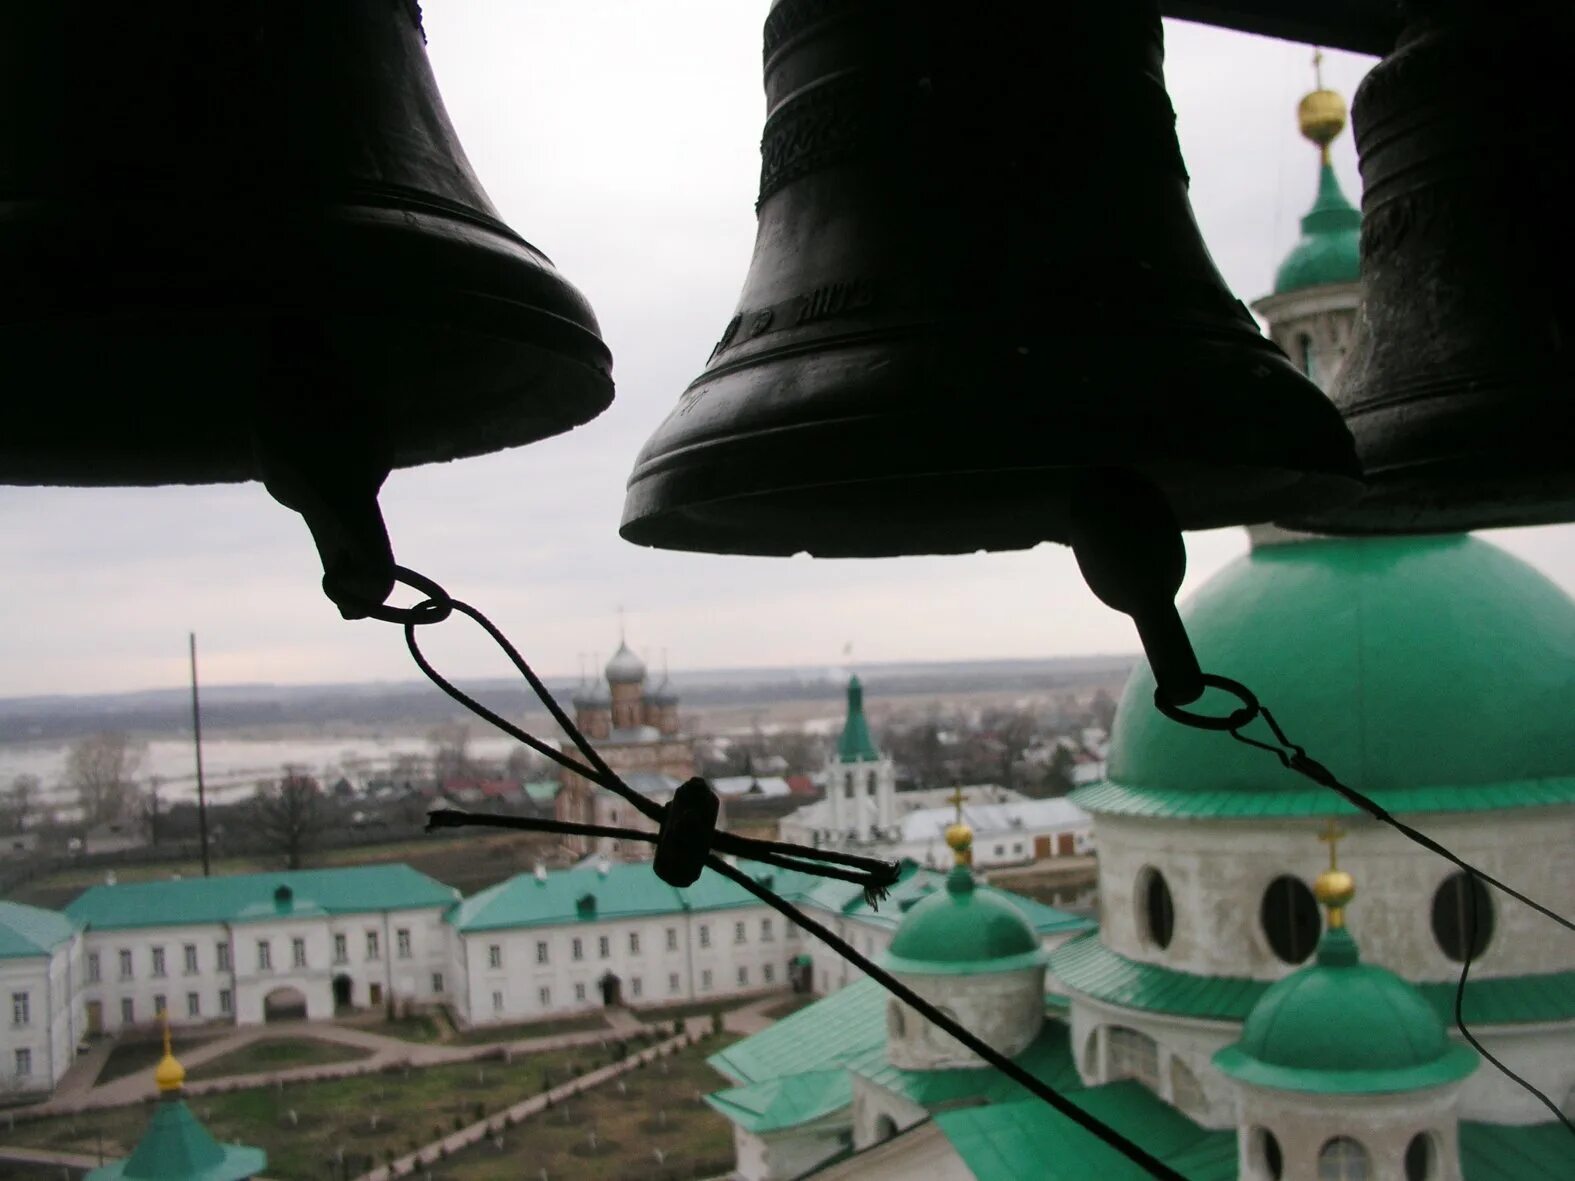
[884,869,1045,975]
[1273,163,1361,294]
[1091,535,1575,816]
[1214,928,1477,1094]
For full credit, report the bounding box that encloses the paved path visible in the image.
[721,992,793,1036]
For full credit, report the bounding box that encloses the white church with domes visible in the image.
[698,78,1575,1181]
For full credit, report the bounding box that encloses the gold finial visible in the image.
[943,785,972,867]
[1298,47,1347,163]
[1314,818,1355,928]
[153,1009,185,1094]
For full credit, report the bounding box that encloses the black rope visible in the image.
[374,566,1183,1180]
[1160,675,1574,1135]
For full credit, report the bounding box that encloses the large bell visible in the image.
[621,0,1358,557]
[1287,1,1575,534]
[0,0,612,489]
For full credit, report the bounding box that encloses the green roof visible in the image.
[447,858,824,933]
[0,901,78,958]
[936,1082,1237,1181]
[86,1098,265,1181]
[836,676,880,763]
[705,1070,851,1133]
[1051,934,1575,1026]
[1273,160,1361,294]
[885,867,1046,975]
[708,977,886,1085]
[65,866,458,931]
[1214,927,1477,1095]
[1093,536,1575,819]
[1461,1121,1575,1181]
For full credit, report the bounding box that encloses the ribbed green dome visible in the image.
[1273,163,1361,294]
[884,869,1045,975]
[1214,928,1477,1094]
[1084,535,1575,817]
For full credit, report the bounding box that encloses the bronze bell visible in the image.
[621,0,1358,557]
[0,2,611,607]
[1287,1,1575,534]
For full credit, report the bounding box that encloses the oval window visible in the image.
[1431,872,1494,962]
[1261,875,1321,964]
[1405,1133,1434,1181]
[1254,1128,1284,1181]
[1138,867,1174,949]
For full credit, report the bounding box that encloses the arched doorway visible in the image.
[263,986,308,1023]
[332,974,353,1010]
[598,972,622,1007]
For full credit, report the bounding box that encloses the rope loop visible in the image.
[364,566,454,626]
[1152,672,1259,731]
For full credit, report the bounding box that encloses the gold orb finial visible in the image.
[944,785,972,867]
[154,1010,185,1094]
[1298,49,1347,161]
[1314,818,1355,928]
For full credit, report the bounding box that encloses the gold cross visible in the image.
[160,1009,172,1057]
[1318,817,1345,871]
[947,785,966,825]
[1312,46,1325,89]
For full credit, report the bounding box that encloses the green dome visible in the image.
[1214,928,1477,1094]
[1083,535,1575,817]
[1273,163,1361,294]
[884,869,1045,975]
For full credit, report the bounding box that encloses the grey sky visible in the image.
[1,2,1569,697]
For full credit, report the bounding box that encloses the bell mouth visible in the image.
[621,331,1360,558]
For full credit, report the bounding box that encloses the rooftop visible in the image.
[0,900,78,958]
[65,865,458,931]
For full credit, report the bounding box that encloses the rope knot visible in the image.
[653,777,720,888]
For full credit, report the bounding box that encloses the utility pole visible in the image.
[189,633,211,877]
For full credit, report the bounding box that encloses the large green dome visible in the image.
[884,869,1045,975]
[1078,534,1575,817]
[1273,163,1361,294]
[1214,928,1477,1094]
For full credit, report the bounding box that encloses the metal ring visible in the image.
[1153,673,1260,732]
[365,566,454,626]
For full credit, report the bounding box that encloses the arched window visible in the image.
[874,1114,898,1143]
[1318,1136,1370,1181]
[1252,1128,1284,1181]
[1431,872,1494,961]
[1138,867,1175,949]
[1297,333,1317,381]
[1082,1030,1100,1079]
[1169,1057,1206,1115]
[887,1001,906,1039]
[843,772,854,799]
[1405,1133,1435,1181]
[1105,1026,1159,1089]
[1261,876,1321,964]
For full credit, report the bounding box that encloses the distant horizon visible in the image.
[0,650,1141,709]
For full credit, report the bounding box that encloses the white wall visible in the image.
[1093,809,1575,982]
[0,935,81,1095]
[83,922,238,1034]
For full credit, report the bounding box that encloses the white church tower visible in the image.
[825,676,896,844]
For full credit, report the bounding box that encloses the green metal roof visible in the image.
[65,866,458,931]
[884,867,1046,975]
[1461,1121,1575,1181]
[708,977,886,1085]
[85,1098,266,1181]
[705,1069,851,1133]
[447,858,824,933]
[1051,934,1575,1026]
[1273,161,1361,294]
[523,781,560,803]
[0,900,78,959]
[1214,928,1477,1095]
[1097,536,1575,819]
[845,1021,1083,1110]
[936,1082,1237,1181]
[836,676,880,763]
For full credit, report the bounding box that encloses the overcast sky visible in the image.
[1,1,1570,698]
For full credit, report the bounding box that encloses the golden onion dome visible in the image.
[1298,87,1347,153]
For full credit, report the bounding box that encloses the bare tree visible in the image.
[252,767,323,870]
[67,732,144,826]
[0,774,38,834]
[428,722,474,782]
